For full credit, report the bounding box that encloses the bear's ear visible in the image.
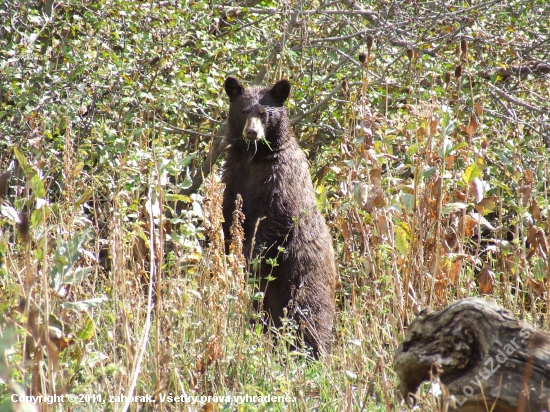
[225,77,244,101]
[270,79,291,105]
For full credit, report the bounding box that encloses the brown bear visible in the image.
[221,76,336,356]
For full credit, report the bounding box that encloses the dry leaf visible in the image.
[474,102,483,117]
[445,154,455,170]
[196,355,205,374]
[431,117,438,135]
[417,126,427,138]
[527,226,538,246]
[527,226,538,259]
[444,230,459,252]
[527,277,545,295]
[370,168,382,186]
[206,335,222,366]
[430,177,443,202]
[475,195,497,215]
[530,199,541,222]
[447,259,462,283]
[459,214,477,237]
[476,264,495,294]
[519,185,531,207]
[341,218,353,262]
[466,111,478,137]
[454,189,467,202]
[371,186,386,208]
[375,213,388,238]
[202,402,219,412]
[537,230,548,259]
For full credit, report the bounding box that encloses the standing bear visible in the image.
[221,76,336,356]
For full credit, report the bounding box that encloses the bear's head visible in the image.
[224,77,291,148]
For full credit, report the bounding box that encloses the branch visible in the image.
[345,1,380,24]
[480,61,550,79]
[214,6,379,19]
[487,82,548,114]
[307,29,372,45]
[488,89,517,121]
[291,82,344,125]
[158,124,213,138]
[179,124,228,199]
[253,0,305,85]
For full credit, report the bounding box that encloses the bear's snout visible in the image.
[243,116,265,141]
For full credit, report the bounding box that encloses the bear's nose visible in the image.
[246,129,258,140]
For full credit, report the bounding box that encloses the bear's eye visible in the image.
[242,109,250,115]
[258,107,266,116]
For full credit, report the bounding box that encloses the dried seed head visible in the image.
[407,48,414,61]
[444,71,452,85]
[17,211,30,243]
[456,43,461,57]
[366,34,374,51]
[460,38,468,55]
[0,172,9,201]
[455,64,462,79]
[342,79,349,96]
[359,52,367,63]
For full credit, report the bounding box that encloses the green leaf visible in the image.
[76,317,95,340]
[62,297,107,312]
[62,267,94,285]
[441,111,455,136]
[442,202,467,214]
[422,167,438,179]
[29,174,45,198]
[462,158,485,184]
[49,229,92,291]
[30,208,44,227]
[394,223,410,256]
[182,173,193,189]
[13,147,32,176]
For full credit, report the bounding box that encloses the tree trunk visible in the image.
[394,298,550,411]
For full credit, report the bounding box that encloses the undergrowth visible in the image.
[0,0,549,411]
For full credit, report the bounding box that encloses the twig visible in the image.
[377,354,392,412]
[214,6,379,18]
[180,125,228,198]
[119,181,157,412]
[345,1,380,24]
[307,29,372,44]
[158,124,213,138]
[253,0,305,85]
[488,90,517,121]
[487,82,548,114]
[290,82,345,125]
[480,62,550,78]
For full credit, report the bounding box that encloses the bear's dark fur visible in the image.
[221,76,336,355]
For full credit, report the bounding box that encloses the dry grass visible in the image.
[1,8,548,410]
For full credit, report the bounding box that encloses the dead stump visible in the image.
[394,298,550,411]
